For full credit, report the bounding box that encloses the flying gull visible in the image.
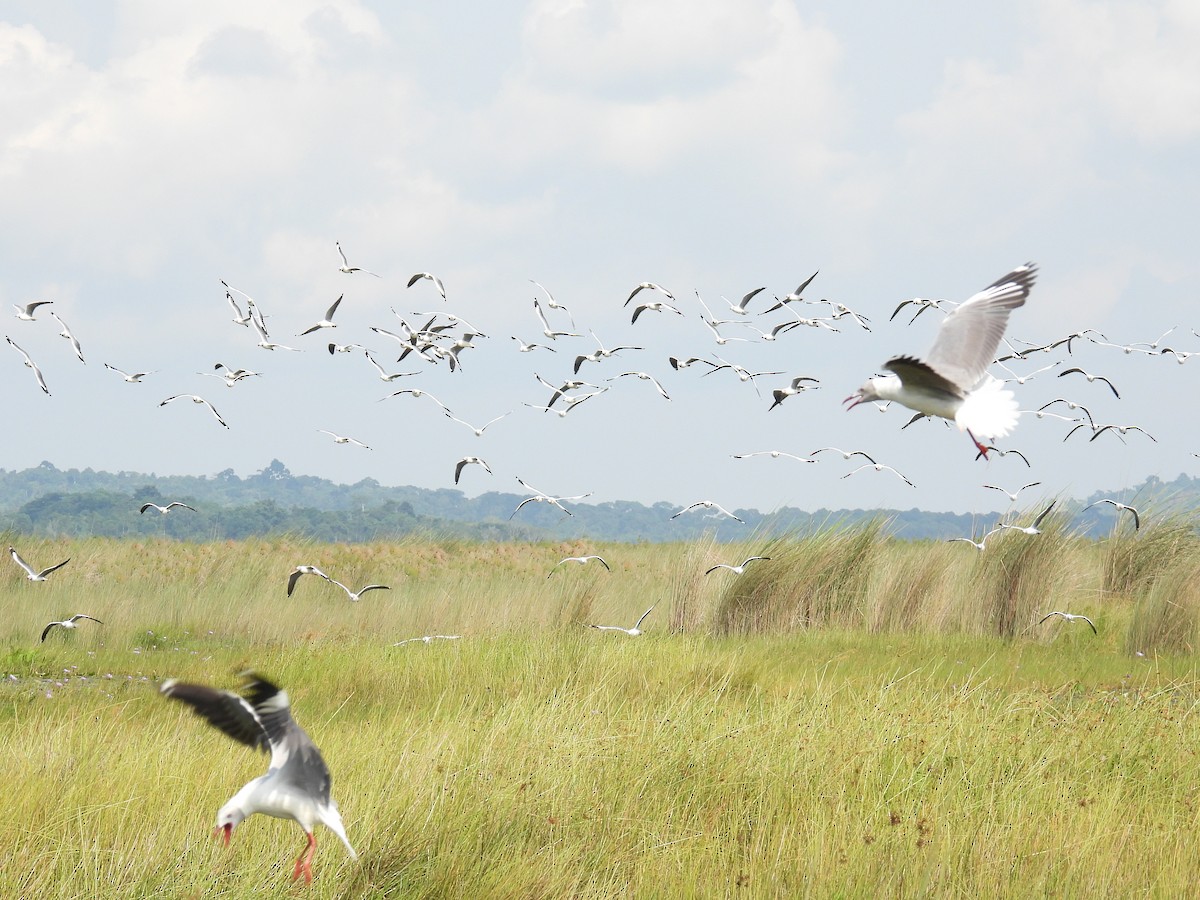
[104,363,155,382]
[845,263,1038,456]
[299,295,344,336]
[705,556,770,575]
[41,614,103,642]
[140,501,198,515]
[998,500,1057,536]
[407,272,447,299]
[48,311,85,363]
[6,336,51,394]
[586,605,655,636]
[1084,499,1141,531]
[10,546,71,581]
[287,565,331,597]
[336,241,381,277]
[1039,611,1097,634]
[454,456,492,484]
[13,300,53,321]
[548,555,611,577]
[318,430,372,450]
[328,580,390,602]
[671,501,745,523]
[160,394,228,428]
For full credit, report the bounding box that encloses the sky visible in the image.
[2,1,1198,522]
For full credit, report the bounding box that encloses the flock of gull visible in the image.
[8,249,1197,882]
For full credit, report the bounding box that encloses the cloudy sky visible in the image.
[2,1,1198,521]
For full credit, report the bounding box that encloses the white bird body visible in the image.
[1039,611,1097,634]
[160,394,228,428]
[671,500,744,523]
[161,673,356,884]
[587,605,655,636]
[328,580,390,602]
[6,336,50,394]
[140,501,197,515]
[49,311,85,363]
[10,546,71,581]
[846,263,1038,455]
[318,430,372,450]
[705,556,770,575]
[454,456,492,484]
[999,501,1057,536]
[336,242,380,277]
[287,565,331,597]
[549,555,610,577]
[13,300,52,320]
[104,363,154,382]
[41,613,103,641]
[299,296,344,335]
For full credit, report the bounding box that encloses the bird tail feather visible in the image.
[955,375,1018,439]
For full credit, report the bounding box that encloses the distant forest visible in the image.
[1,460,1196,543]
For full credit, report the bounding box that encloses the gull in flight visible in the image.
[845,263,1038,457]
[318,430,372,450]
[1037,399,1095,429]
[759,271,821,314]
[104,363,155,382]
[982,482,1041,503]
[407,272,447,299]
[140,501,198,515]
[606,371,670,400]
[624,283,674,307]
[160,672,356,884]
[974,445,1032,467]
[1039,611,1097,634]
[548,555,611,577]
[840,463,916,488]
[328,579,390,602]
[252,314,300,351]
[671,501,744,524]
[1057,367,1120,398]
[380,388,453,414]
[454,456,492,484]
[510,476,592,519]
[1084,499,1141,531]
[49,311,85,363]
[511,335,557,353]
[586,605,655,636]
[524,386,608,417]
[732,450,816,463]
[287,565,331,597]
[530,279,575,327]
[768,376,821,411]
[1086,422,1157,444]
[705,556,770,575]
[573,331,643,373]
[723,286,768,316]
[10,546,71,581]
[444,411,512,437]
[533,298,581,341]
[41,614,103,642]
[889,296,951,325]
[1160,346,1199,364]
[13,300,53,321]
[160,394,228,428]
[41,614,103,643]
[631,299,684,324]
[336,241,381,277]
[702,358,784,396]
[393,635,461,646]
[5,336,50,394]
[299,295,344,336]
[809,447,877,464]
[995,359,1060,385]
[222,282,254,326]
[998,500,1057,536]
[364,352,419,382]
[946,528,1004,552]
[328,342,370,354]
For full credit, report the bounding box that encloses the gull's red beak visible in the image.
[844,392,863,410]
[212,823,232,846]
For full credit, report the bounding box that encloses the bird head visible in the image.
[213,804,247,845]
[843,379,883,410]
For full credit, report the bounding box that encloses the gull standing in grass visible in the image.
[318,430,372,450]
[10,547,71,581]
[5,336,51,394]
[41,614,103,642]
[548,555,611,577]
[160,672,356,884]
[1084,499,1141,531]
[586,605,655,636]
[336,241,381,277]
[104,363,155,382]
[999,501,1057,536]
[48,311,85,363]
[160,394,228,428]
[845,263,1038,457]
[671,501,745,523]
[287,565,331,597]
[13,300,53,320]
[705,556,771,576]
[454,456,492,484]
[328,579,390,602]
[299,295,344,336]
[407,272,447,299]
[1039,611,1097,634]
[140,501,197,515]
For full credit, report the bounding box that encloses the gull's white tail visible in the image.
[954,375,1019,439]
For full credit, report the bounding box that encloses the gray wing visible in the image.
[161,680,272,752]
[920,263,1037,391]
[38,558,71,577]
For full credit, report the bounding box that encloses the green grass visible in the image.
[3,527,1200,897]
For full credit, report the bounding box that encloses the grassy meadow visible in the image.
[4,517,1200,898]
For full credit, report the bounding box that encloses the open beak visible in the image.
[843,392,864,410]
[212,823,232,846]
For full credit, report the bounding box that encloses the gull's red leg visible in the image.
[291,832,316,883]
[968,430,990,459]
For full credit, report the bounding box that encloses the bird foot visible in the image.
[968,431,990,460]
[291,857,313,884]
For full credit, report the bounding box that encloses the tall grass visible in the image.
[2,521,1200,896]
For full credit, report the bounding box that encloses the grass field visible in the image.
[3,522,1200,898]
